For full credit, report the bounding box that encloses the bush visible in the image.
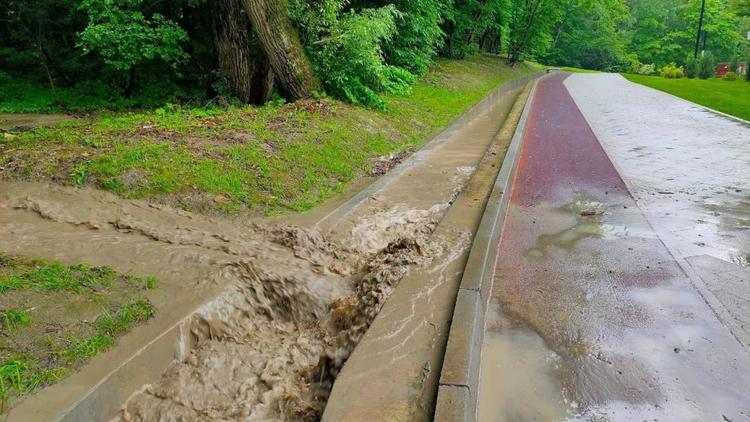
[637,63,656,75]
[384,0,446,76]
[685,56,699,78]
[292,1,416,109]
[660,63,684,79]
[729,57,739,73]
[699,52,716,79]
[723,71,739,81]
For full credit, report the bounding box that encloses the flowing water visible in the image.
[0,182,450,420]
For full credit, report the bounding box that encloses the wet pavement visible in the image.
[478,74,750,421]
[566,73,750,349]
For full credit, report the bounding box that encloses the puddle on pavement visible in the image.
[524,198,643,259]
[479,315,574,422]
[701,196,750,267]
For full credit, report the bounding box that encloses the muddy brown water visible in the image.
[0,182,446,420]
[0,73,537,421]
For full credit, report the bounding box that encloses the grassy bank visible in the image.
[623,74,750,121]
[0,56,541,216]
[0,254,156,411]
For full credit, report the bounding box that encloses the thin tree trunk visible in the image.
[241,0,319,101]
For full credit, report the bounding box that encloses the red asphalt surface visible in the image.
[480,73,750,420]
[511,73,628,206]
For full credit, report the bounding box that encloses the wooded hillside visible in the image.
[1,0,748,109]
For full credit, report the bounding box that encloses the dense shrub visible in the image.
[698,52,716,79]
[723,71,739,81]
[78,0,188,73]
[637,63,656,75]
[292,0,415,109]
[382,0,446,75]
[660,63,684,79]
[684,56,699,78]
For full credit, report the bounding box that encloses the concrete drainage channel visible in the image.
[3,72,543,422]
[435,78,538,422]
[323,78,541,421]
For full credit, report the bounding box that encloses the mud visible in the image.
[0,114,75,131]
[0,178,450,420]
[118,227,441,421]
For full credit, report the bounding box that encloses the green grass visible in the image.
[622,74,750,121]
[0,254,156,408]
[560,66,600,74]
[0,73,198,114]
[0,310,30,330]
[0,56,542,216]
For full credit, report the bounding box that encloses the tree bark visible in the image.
[241,0,319,101]
[211,0,274,104]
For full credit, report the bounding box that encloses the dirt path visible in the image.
[1,75,534,420]
[0,114,74,130]
[478,74,750,421]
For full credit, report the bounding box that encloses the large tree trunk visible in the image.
[211,0,274,104]
[241,0,319,101]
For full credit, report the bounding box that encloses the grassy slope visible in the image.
[623,74,750,121]
[0,56,541,216]
[0,254,156,409]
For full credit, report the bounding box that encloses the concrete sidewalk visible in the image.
[566,73,750,349]
[478,74,750,421]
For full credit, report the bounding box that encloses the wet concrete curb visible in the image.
[7,72,544,422]
[434,78,540,421]
[322,75,542,422]
[313,70,546,235]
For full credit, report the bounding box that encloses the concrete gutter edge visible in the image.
[313,69,547,234]
[435,78,539,421]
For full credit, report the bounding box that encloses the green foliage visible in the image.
[0,310,31,331]
[699,51,717,79]
[627,0,745,68]
[0,254,153,294]
[543,0,632,71]
[0,357,66,402]
[685,56,700,78]
[385,0,446,75]
[624,73,750,121]
[660,63,685,78]
[0,253,157,404]
[292,0,415,108]
[506,0,567,64]
[442,0,505,59]
[723,71,739,80]
[2,57,538,215]
[78,0,188,73]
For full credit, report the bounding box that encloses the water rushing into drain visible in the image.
[0,182,449,421]
[119,221,443,421]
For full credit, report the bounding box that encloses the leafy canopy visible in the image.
[78,0,188,72]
